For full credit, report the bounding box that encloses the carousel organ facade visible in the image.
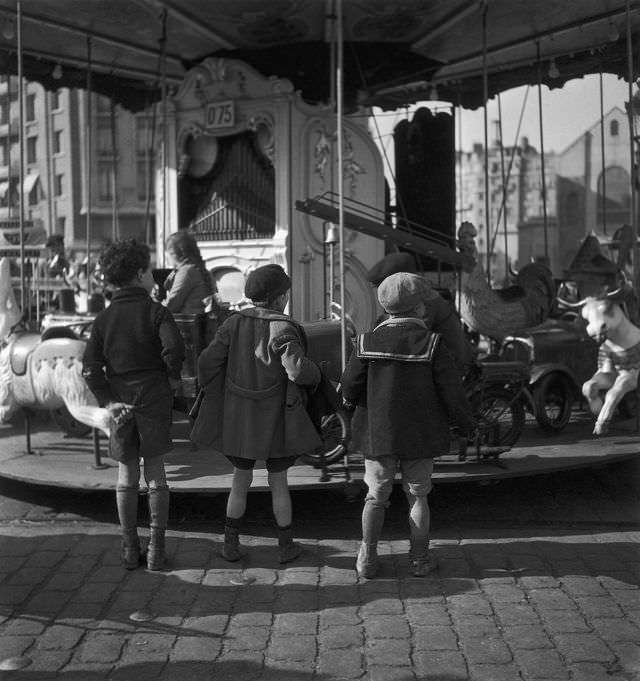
[163,58,384,331]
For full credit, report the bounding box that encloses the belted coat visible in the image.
[340,317,476,459]
[191,307,321,460]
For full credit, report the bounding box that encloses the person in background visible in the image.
[162,230,214,314]
[191,264,321,564]
[82,239,185,571]
[367,252,474,373]
[341,272,477,579]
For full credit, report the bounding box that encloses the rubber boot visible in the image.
[116,486,141,570]
[147,486,169,571]
[277,524,303,564]
[221,516,242,562]
[355,499,386,579]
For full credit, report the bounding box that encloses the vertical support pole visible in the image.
[599,68,607,234]
[160,9,168,267]
[536,41,549,265]
[497,93,509,282]
[481,1,491,283]
[86,36,93,296]
[17,0,25,316]
[110,99,119,242]
[626,0,638,289]
[336,0,346,371]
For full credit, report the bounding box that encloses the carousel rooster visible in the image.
[457,221,555,342]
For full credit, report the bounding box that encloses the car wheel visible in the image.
[469,386,525,448]
[50,406,92,438]
[533,373,573,432]
[299,409,350,467]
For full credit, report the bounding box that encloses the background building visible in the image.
[0,75,156,258]
[456,101,637,281]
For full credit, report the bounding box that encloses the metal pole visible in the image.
[482,1,491,283]
[160,9,168,267]
[86,35,92,296]
[336,0,347,370]
[17,0,25,315]
[497,93,509,281]
[536,41,549,264]
[599,68,607,234]
[110,99,118,242]
[625,0,639,316]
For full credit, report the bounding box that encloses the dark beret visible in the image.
[367,252,418,286]
[245,264,291,302]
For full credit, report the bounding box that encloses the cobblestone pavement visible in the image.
[0,458,639,681]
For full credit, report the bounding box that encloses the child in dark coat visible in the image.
[341,272,477,578]
[82,239,185,571]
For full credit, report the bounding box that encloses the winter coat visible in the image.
[82,286,185,460]
[340,317,476,459]
[191,306,322,460]
[163,261,213,314]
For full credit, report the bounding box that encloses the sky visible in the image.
[457,73,633,154]
[371,73,634,157]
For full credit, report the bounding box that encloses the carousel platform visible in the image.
[0,409,638,494]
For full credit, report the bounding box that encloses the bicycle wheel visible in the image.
[299,409,350,467]
[470,386,525,448]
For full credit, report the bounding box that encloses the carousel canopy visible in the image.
[0,0,636,111]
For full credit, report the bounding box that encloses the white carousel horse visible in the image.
[457,222,555,342]
[0,257,111,435]
[563,288,640,435]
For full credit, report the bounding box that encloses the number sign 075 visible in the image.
[206,101,234,129]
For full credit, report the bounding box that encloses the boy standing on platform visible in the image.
[83,239,185,571]
[341,272,477,578]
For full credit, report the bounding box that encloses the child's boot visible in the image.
[147,486,169,571]
[277,524,303,564]
[116,486,141,570]
[355,499,386,579]
[409,540,437,577]
[221,516,242,562]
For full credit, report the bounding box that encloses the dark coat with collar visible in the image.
[191,306,321,459]
[340,317,476,459]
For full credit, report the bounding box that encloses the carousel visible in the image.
[0,0,638,493]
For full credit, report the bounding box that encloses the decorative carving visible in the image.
[248,113,276,165]
[313,126,366,195]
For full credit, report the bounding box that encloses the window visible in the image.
[53,130,63,154]
[136,116,154,154]
[610,119,619,137]
[54,174,64,197]
[137,158,154,201]
[96,117,111,156]
[0,98,7,125]
[26,136,37,164]
[56,216,65,234]
[28,183,38,206]
[25,93,35,122]
[97,161,112,201]
[95,95,111,113]
[51,90,62,110]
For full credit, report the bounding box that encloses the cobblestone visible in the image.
[0,454,639,680]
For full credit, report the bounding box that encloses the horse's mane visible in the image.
[0,342,15,420]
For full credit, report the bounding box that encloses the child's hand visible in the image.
[107,402,133,426]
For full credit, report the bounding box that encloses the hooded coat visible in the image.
[191,307,321,459]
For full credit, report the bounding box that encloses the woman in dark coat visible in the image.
[341,272,477,579]
[192,264,321,564]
